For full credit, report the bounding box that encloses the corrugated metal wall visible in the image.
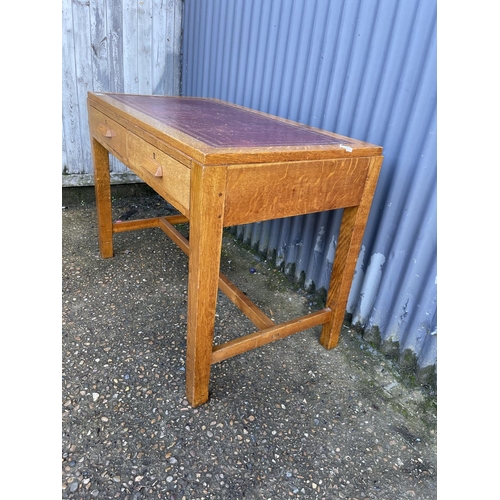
[62,0,183,187]
[182,0,437,382]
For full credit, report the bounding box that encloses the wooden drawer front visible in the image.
[127,132,191,215]
[224,157,370,226]
[88,107,128,161]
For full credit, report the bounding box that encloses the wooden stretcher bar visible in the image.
[112,214,325,363]
[211,308,332,364]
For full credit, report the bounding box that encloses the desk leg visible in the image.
[185,163,227,407]
[320,156,383,349]
[91,138,114,258]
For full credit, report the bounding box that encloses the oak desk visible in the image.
[87,92,383,407]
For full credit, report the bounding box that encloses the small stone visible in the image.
[92,393,99,402]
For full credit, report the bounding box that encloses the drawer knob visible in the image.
[97,124,116,138]
[142,155,164,178]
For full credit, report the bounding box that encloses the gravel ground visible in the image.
[62,193,437,499]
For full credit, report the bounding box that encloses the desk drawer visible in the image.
[89,107,128,161]
[127,132,191,215]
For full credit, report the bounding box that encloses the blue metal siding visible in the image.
[182,0,437,376]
